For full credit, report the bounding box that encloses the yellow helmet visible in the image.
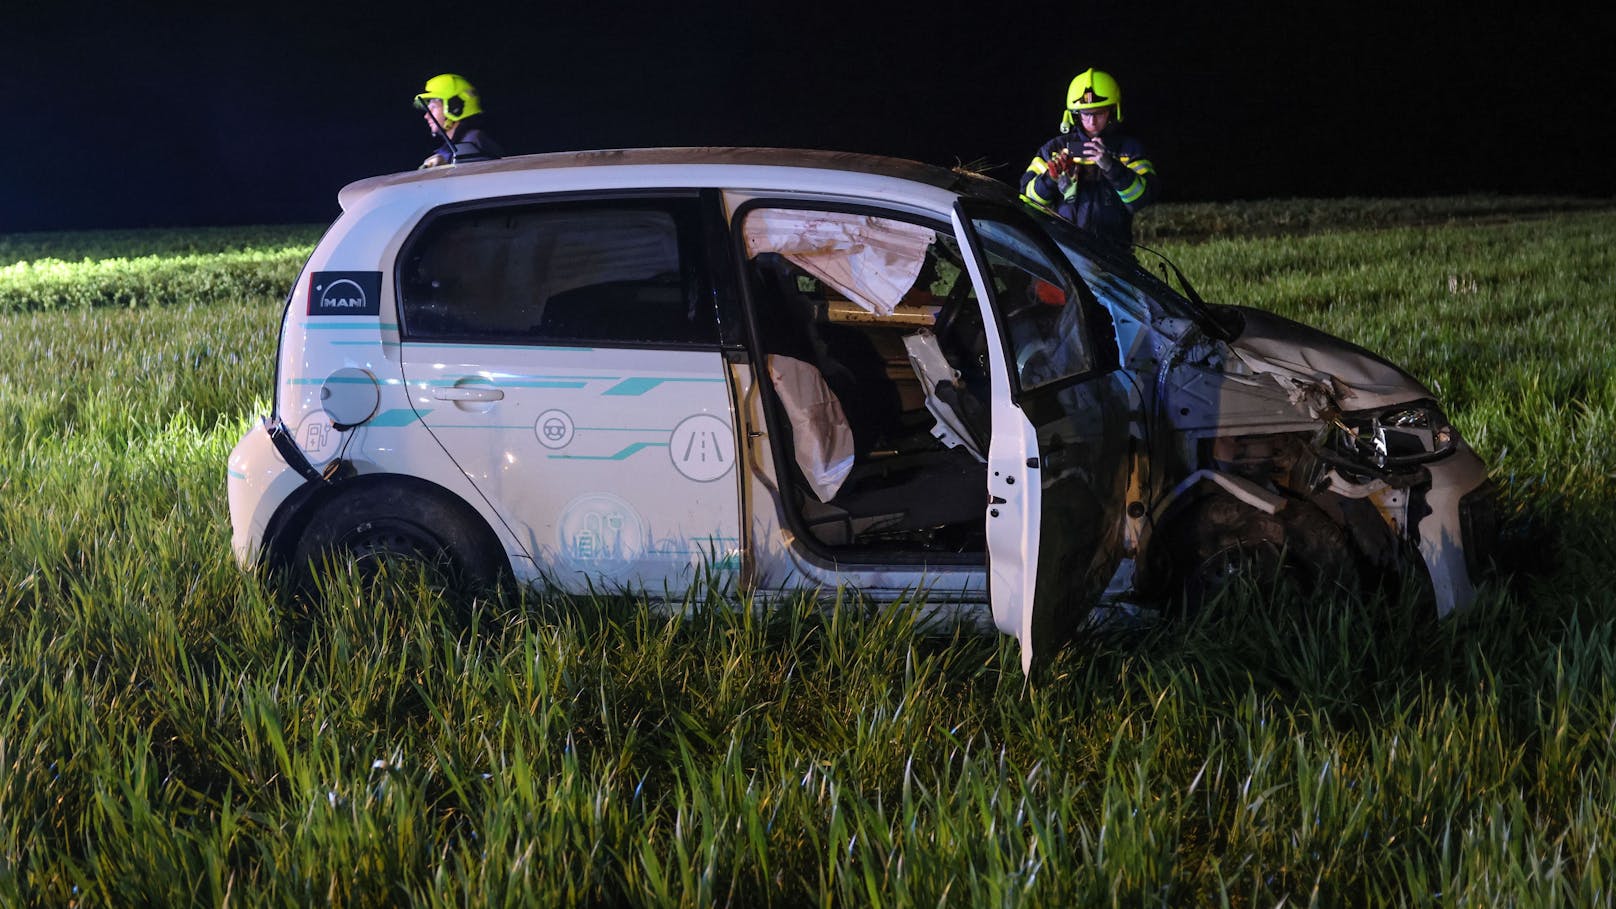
[1060,68,1122,133]
[414,73,483,123]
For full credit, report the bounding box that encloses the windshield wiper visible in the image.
[1133,243,1239,342]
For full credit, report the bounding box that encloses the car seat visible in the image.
[749,254,986,551]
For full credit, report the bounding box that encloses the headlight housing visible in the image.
[1321,401,1459,473]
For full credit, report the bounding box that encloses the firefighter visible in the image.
[414,73,506,169]
[1019,68,1156,247]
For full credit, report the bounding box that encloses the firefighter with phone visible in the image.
[1019,68,1156,247]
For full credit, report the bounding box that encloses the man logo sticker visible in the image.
[308,272,382,316]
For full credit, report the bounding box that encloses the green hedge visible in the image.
[0,224,321,314]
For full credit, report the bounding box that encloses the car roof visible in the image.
[338,146,1017,211]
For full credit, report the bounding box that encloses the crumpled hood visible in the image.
[1224,305,1435,411]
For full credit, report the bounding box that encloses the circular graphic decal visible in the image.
[293,410,341,465]
[534,409,575,449]
[668,413,735,482]
[559,493,644,575]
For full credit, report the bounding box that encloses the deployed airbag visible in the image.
[767,355,855,502]
[743,210,934,316]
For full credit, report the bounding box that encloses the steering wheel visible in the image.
[931,274,979,346]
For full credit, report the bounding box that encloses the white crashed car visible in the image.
[228,148,1495,670]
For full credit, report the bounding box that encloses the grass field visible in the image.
[2,197,1614,905]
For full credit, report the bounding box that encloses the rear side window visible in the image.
[398,198,716,345]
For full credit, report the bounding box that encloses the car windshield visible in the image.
[1019,202,1220,331]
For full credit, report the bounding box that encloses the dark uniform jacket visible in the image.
[1019,127,1156,247]
[423,115,506,168]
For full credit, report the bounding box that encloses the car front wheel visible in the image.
[1169,493,1359,615]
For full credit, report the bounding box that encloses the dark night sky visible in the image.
[4,2,1611,232]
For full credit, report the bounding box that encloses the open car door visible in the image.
[951,199,1131,674]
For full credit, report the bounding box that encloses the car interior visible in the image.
[741,213,994,557]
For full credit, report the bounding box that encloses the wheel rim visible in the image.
[339,518,458,588]
[1193,541,1298,602]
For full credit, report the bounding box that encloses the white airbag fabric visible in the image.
[767,355,854,502]
[743,210,934,316]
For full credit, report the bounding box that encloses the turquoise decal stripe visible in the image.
[604,377,726,396]
[401,342,594,352]
[423,379,589,389]
[368,408,427,427]
[303,322,397,331]
[227,468,247,480]
[416,376,615,387]
[284,376,400,386]
[654,539,743,556]
[429,424,675,432]
[550,441,668,461]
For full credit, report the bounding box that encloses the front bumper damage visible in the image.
[1416,446,1494,616]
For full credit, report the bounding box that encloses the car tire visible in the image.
[289,481,510,609]
[1169,493,1360,615]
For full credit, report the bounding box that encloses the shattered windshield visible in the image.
[1021,204,1215,330]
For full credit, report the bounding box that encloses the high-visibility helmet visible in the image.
[1060,68,1122,133]
[414,73,483,123]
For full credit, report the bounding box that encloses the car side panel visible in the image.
[400,344,743,594]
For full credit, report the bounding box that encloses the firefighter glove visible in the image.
[1046,148,1076,182]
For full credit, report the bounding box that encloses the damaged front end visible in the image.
[1022,205,1494,617]
[1130,302,1495,616]
[1305,398,1493,615]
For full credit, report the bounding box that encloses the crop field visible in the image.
[1,196,1614,905]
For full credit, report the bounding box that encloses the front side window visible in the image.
[968,216,1097,392]
[398,198,716,345]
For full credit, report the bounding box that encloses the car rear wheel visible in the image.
[290,482,510,609]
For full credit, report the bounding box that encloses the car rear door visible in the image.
[394,193,743,594]
[951,199,1130,673]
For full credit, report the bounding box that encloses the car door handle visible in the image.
[432,387,505,402]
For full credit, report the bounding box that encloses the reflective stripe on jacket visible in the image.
[1019,129,1156,247]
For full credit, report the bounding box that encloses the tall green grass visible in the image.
[2,202,1614,905]
[1133,194,1616,243]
